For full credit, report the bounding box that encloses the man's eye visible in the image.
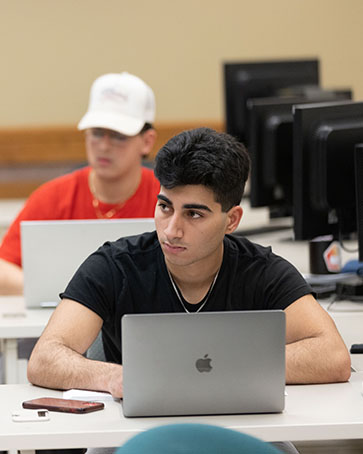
[111,132,127,142]
[158,203,170,211]
[189,210,202,219]
[92,129,104,137]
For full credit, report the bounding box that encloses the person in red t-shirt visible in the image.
[0,72,159,295]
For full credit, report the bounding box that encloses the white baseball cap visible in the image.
[78,72,155,136]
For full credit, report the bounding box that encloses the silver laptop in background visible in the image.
[122,310,285,417]
[21,218,155,309]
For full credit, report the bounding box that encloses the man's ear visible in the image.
[140,129,157,157]
[225,205,243,234]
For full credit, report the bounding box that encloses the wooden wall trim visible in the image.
[0,126,86,163]
[0,121,223,198]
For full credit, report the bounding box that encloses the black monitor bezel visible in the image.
[247,90,353,218]
[293,101,363,241]
[355,144,363,262]
[248,96,303,212]
[223,58,319,144]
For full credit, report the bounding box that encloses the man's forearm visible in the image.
[27,340,123,397]
[285,335,351,384]
[0,258,23,295]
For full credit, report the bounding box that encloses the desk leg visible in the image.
[4,339,18,384]
[0,338,4,383]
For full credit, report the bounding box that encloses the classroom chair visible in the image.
[115,423,283,453]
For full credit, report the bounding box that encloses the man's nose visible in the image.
[164,213,183,239]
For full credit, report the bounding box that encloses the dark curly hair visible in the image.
[154,127,250,212]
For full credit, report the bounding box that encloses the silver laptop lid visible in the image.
[122,310,285,417]
[21,218,155,309]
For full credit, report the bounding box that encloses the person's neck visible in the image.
[89,167,141,205]
[166,245,223,304]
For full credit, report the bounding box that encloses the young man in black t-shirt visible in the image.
[28,127,351,398]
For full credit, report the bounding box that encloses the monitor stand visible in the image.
[335,276,363,301]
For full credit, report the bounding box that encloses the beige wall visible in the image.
[1,0,362,127]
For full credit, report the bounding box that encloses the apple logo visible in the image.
[195,354,212,372]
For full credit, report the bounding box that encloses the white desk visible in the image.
[0,372,363,451]
[237,203,292,234]
[0,296,53,383]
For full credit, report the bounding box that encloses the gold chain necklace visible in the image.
[167,269,219,313]
[91,198,126,219]
[89,172,126,219]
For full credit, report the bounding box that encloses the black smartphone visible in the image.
[350,344,363,354]
[22,397,105,414]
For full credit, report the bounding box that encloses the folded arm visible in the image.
[285,294,351,384]
[27,298,123,397]
[0,258,23,295]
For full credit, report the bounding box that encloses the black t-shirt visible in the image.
[61,231,312,364]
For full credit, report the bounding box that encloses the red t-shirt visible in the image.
[0,166,160,267]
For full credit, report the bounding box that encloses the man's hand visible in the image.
[106,364,124,398]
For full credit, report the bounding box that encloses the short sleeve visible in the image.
[261,253,313,310]
[60,246,120,322]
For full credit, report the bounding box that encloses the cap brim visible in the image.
[78,111,144,136]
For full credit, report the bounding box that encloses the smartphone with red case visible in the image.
[22,397,104,414]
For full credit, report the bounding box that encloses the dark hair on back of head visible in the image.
[140,122,153,134]
[154,127,250,212]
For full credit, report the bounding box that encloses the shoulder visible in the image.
[28,166,90,200]
[99,230,160,261]
[67,232,160,286]
[223,234,312,310]
[7,166,90,220]
[224,234,274,262]
[140,166,160,187]
[223,233,303,278]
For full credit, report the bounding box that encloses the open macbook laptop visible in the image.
[122,310,285,417]
[21,218,155,309]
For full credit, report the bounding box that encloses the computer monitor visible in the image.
[293,101,363,241]
[223,58,319,144]
[355,144,363,262]
[332,143,363,299]
[248,90,352,219]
